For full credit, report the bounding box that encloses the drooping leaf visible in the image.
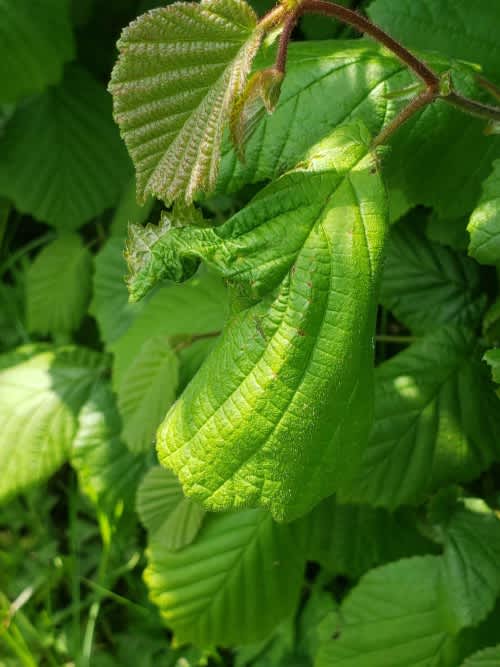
[127,123,388,521]
[307,495,435,578]
[136,466,205,550]
[343,326,500,509]
[368,0,500,83]
[380,213,484,334]
[0,0,74,104]
[26,233,93,336]
[316,556,461,667]
[460,646,500,667]
[145,508,307,646]
[90,236,150,346]
[0,66,131,230]
[431,496,500,632]
[118,336,179,453]
[217,42,500,221]
[109,0,263,204]
[0,345,105,503]
[467,160,500,265]
[72,381,147,518]
[110,271,227,389]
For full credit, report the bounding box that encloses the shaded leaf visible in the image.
[467,160,500,265]
[0,0,74,104]
[145,508,307,646]
[118,336,179,453]
[110,0,263,204]
[136,466,205,550]
[27,233,93,336]
[460,646,500,667]
[0,66,131,229]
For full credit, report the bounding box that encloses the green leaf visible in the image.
[316,556,461,667]
[368,0,500,83]
[0,345,105,503]
[118,336,179,453]
[26,233,93,336]
[426,212,469,252]
[129,124,388,521]
[90,236,150,346]
[0,66,130,230]
[109,0,262,204]
[484,348,500,391]
[217,42,500,221]
[434,497,500,632]
[344,326,500,509]
[110,271,227,389]
[460,646,500,667]
[145,508,307,646]
[308,496,435,578]
[110,177,155,239]
[380,213,484,334]
[467,160,500,265]
[72,381,147,518]
[136,466,205,550]
[0,0,74,104]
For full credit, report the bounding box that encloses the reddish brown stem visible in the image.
[275,8,303,75]
[372,88,437,147]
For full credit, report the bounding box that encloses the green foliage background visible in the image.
[1,0,500,665]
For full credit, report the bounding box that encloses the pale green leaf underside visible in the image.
[380,215,483,334]
[0,66,130,230]
[438,498,500,632]
[129,124,387,521]
[118,336,179,453]
[145,508,306,646]
[136,466,204,550]
[27,233,93,335]
[0,346,105,503]
[343,326,500,509]
[72,381,147,517]
[110,0,261,204]
[461,646,500,667]
[0,0,74,104]
[467,160,500,265]
[218,42,500,221]
[316,556,459,667]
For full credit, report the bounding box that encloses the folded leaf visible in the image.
[144,508,307,645]
[467,160,500,265]
[128,123,388,521]
[110,0,263,204]
[344,326,500,509]
[0,346,106,503]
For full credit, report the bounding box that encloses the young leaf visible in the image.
[0,345,106,503]
[460,646,500,667]
[117,336,179,453]
[307,495,435,578]
[127,123,388,522]
[433,497,500,632]
[72,381,147,518]
[344,326,500,509]
[109,0,263,204]
[316,556,461,667]
[467,160,500,265]
[380,213,484,334]
[0,66,130,230]
[136,466,205,550]
[27,233,93,336]
[0,0,74,104]
[144,508,307,646]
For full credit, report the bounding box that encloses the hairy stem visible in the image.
[372,88,437,147]
[275,9,302,74]
[445,91,500,123]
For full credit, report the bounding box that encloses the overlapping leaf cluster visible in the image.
[2,0,500,665]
